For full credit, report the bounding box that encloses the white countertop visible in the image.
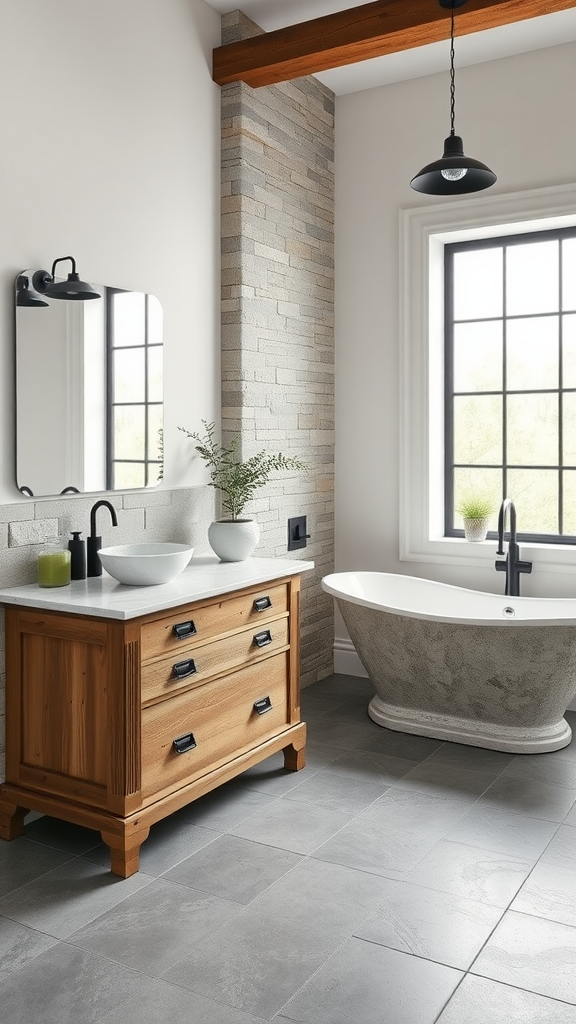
[0,555,315,620]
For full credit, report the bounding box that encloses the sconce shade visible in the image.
[33,256,101,301]
[410,134,497,195]
[16,274,49,307]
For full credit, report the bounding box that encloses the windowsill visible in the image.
[401,533,576,575]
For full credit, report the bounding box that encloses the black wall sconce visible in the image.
[410,0,496,196]
[32,256,101,301]
[16,274,49,307]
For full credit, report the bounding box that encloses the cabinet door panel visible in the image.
[21,633,108,786]
[141,654,289,800]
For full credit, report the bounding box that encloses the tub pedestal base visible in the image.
[368,695,573,753]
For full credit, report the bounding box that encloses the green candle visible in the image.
[38,549,71,587]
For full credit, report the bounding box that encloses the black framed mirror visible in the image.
[15,272,164,497]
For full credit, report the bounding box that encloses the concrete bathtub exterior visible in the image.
[322,572,576,753]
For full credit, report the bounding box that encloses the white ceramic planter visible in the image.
[463,517,489,542]
[208,519,260,561]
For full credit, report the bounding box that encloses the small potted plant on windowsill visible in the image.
[179,421,306,561]
[456,494,494,543]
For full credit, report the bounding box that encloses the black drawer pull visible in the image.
[172,620,197,640]
[254,595,272,612]
[171,659,197,680]
[173,732,197,754]
[253,630,272,648]
[254,696,273,715]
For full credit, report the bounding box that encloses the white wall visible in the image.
[0,0,221,501]
[334,41,576,619]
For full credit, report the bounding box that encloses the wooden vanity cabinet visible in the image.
[0,574,306,877]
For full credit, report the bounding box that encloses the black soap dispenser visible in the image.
[68,531,87,580]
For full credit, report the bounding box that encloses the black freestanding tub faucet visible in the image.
[495,498,532,597]
[87,500,118,576]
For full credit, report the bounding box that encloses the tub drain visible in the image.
[502,606,516,617]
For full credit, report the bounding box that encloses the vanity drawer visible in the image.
[140,583,289,661]
[141,617,289,704]
[141,653,289,800]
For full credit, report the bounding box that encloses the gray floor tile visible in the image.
[477,774,576,822]
[178,779,277,830]
[302,676,374,702]
[96,977,268,1024]
[406,840,533,907]
[351,726,445,763]
[162,905,333,1018]
[300,697,344,721]
[163,858,395,1019]
[322,699,378,727]
[324,748,416,780]
[497,751,576,790]
[24,816,101,856]
[312,811,445,879]
[84,817,220,877]
[437,974,576,1023]
[565,801,576,826]
[539,822,576,866]
[68,877,240,975]
[510,828,576,926]
[250,856,397,938]
[366,780,481,832]
[354,877,504,969]
[229,795,353,854]
[0,856,152,939]
[163,835,302,903]
[277,936,462,1024]
[281,750,412,814]
[0,916,58,975]
[0,941,154,1024]
[0,837,73,898]
[393,761,496,798]
[422,742,514,778]
[231,740,339,797]
[472,909,576,1003]
[512,860,576,926]
[308,714,388,753]
[445,803,559,859]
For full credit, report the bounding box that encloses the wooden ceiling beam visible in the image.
[213,0,576,88]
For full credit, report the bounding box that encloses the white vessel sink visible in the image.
[98,543,194,586]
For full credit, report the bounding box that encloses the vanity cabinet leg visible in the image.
[101,825,150,878]
[283,742,306,772]
[0,792,28,841]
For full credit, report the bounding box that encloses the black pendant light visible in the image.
[15,274,49,307]
[410,0,496,196]
[32,256,101,301]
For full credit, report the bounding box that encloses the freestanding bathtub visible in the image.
[321,572,576,753]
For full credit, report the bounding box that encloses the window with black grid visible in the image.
[444,226,576,542]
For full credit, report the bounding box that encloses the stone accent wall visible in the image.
[0,485,215,781]
[221,11,335,687]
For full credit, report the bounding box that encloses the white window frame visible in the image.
[399,182,576,575]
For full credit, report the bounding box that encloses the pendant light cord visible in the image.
[449,0,456,136]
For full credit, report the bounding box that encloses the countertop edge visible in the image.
[0,556,316,620]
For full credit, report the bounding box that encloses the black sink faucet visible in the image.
[495,498,532,596]
[87,499,118,577]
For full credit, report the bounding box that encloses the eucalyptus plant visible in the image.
[179,420,306,521]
